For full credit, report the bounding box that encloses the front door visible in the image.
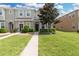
[9,22,13,33]
[35,24,39,31]
[19,24,23,32]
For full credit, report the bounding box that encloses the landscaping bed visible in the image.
[39,31,79,56]
[0,33,32,56]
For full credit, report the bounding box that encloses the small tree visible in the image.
[38,3,59,33]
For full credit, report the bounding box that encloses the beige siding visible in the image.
[0,8,5,20]
[55,10,79,31]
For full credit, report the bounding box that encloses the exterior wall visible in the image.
[4,8,15,31]
[0,8,5,20]
[14,21,36,31]
[14,8,35,20]
[0,7,40,32]
[55,10,79,32]
[0,8,6,29]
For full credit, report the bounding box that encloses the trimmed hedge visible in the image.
[40,28,56,34]
[0,28,8,33]
[29,28,34,32]
[21,26,34,33]
[21,26,29,33]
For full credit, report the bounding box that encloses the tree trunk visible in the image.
[48,22,51,32]
[52,23,56,34]
[48,23,51,29]
[42,23,44,29]
[46,23,48,29]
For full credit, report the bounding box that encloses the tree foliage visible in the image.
[38,3,59,29]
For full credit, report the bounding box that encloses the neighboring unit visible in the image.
[55,10,79,32]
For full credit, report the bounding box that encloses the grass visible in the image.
[39,31,79,56]
[0,33,32,56]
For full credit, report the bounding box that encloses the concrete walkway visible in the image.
[0,33,10,36]
[20,32,38,56]
[0,33,19,40]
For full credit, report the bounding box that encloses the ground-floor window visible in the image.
[0,22,4,28]
[1,22,4,28]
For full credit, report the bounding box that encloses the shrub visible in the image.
[13,28,17,33]
[29,28,34,32]
[77,30,79,33]
[40,29,48,32]
[21,26,29,33]
[51,28,56,34]
[40,28,56,34]
[0,28,7,33]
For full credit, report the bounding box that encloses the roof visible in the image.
[57,9,79,19]
[0,7,37,11]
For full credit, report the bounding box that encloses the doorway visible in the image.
[9,22,13,32]
[19,24,23,32]
[35,23,39,31]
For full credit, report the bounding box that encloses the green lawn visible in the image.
[0,34,32,56]
[39,31,79,56]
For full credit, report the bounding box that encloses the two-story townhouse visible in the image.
[0,7,40,32]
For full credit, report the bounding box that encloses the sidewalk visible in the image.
[0,33,10,36]
[20,32,38,56]
[0,33,19,40]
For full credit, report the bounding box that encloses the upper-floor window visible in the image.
[20,13,23,16]
[0,10,2,15]
[72,26,75,29]
[69,12,75,19]
[9,10,12,14]
[27,13,30,16]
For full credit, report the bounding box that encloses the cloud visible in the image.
[16,4,24,8]
[72,3,79,10]
[55,4,65,17]
[56,3,75,17]
[0,4,11,8]
[55,4,63,10]
[14,3,44,10]
[23,3,45,9]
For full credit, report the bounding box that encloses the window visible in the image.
[72,14,74,17]
[20,13,23,16]
[72,26,75,29]
[27,13,30,16]
[1,22,4,28]
[0,10,2,15]
[69,12,75,19]
[9,10,12,14]
[0,12,2,15]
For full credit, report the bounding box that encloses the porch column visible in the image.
[39,23,42,29]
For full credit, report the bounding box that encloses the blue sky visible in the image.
[0,3,78,16]
[55,3,79,16]
[62,3,73,11]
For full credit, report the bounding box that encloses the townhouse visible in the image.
[0,7,42,32]
[55,10,79,32]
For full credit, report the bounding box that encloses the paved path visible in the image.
[20,32,38,56]
[0,33,19,40]
[0,33,10,36]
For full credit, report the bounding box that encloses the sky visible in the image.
[0,3,79,17]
